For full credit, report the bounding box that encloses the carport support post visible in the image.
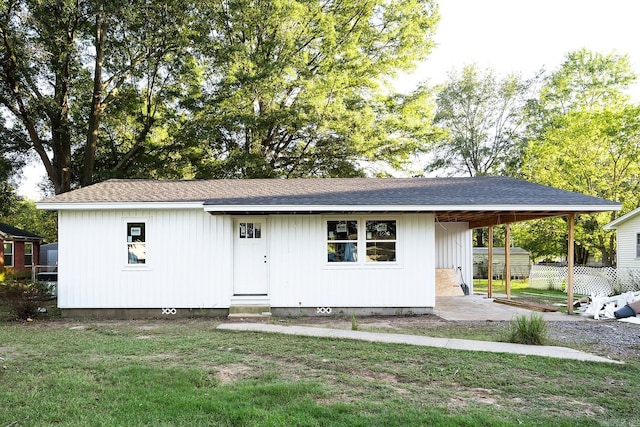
[567,213,575,315]
[487,226,493,299]
[505,223,512,299]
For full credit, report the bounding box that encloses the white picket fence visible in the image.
[529,265,640,296]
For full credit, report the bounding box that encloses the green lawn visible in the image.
[1,320,638,426]
[472,279,581,314]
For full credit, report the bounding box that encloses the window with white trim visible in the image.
[636,233,640,258]
[127,222,146,264]
[3,241,13,267]
[24,242,33,266]
[365,220,397,262]
[326,218,397,264]
[327,220,358,262]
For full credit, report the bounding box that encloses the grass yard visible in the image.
[1,319,639,426]
[472,279,579,313]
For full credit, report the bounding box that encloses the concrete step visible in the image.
[228,305,272,319]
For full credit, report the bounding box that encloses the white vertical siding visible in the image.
[268,214,436,308]
[434,222,473,290]
[59,210,438,309]
[616,216,640,268]
[58,209,233,308]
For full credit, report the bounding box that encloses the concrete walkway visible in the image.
[217,323,622,364]
[434,295,586,322]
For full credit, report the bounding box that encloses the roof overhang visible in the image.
[37,201,621,230]
[36,202,206,211]
[603,206,640,230]
[203,203,621,229]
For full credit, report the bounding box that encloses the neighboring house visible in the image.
[604,207,640,268]
[473,247,531,279]
[36,177,620,318]
[0,222,43,280]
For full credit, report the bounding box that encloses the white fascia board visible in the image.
[36,201,205,211]
[203,203,622,213]
[603,206,640,230]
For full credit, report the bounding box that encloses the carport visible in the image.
[435,187,622,314]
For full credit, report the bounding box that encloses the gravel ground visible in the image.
[546,320,640,361]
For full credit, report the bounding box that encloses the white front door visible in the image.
[233,217,268,295]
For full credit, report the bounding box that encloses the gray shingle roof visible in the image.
[38,177,620,208]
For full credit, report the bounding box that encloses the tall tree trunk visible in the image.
[82,10,107,187]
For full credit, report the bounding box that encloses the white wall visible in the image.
[59,210,437,309]
[58,209,233,308]
[434,222,473,291]
[268,213,436,308]
[616,215,640,268]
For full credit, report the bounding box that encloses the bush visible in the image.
[0,280,52,320]
[506,313,548,345]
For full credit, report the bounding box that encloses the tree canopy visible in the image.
[520,49,640,264]
[427,64,534,177]
[0,0,440,194]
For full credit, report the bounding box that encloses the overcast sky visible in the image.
[396,0,640,95]
[18,0,640,199]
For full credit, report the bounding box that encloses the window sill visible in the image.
[122,265,152,272]
[323,262,402,270]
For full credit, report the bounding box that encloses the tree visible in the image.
[0,152,18,216]
[427,64,534,177]
[0,198,57,242]
[522,49,640,265]
[174,0,440,179]
[1,0,440,192]
[0,0,199,194]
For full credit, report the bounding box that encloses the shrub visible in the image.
[0,280,52,320]
[351,313,359,331]
[506,313,548,345]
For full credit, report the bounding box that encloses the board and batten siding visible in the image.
[434,222,472,291]
[58,209,233,308]
[615,214,640,268]
[267,213,436,309]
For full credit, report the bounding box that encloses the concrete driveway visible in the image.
[434,294,586,322]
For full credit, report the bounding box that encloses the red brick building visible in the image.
[1,222,43,280]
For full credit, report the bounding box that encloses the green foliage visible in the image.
[428,64,535,177]
[351,313,359,331]
[522,49,640,265]
[511,217,568,261]
[505,313,548,345]
[175,0,440,179]
[1,0,440,192]
[0,199,57,242]
[0,280,52,320]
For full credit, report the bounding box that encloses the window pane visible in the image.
[328,243,358,262]
[366,242,396,262]
[327,220,358,241]
[239,223,246,238]
[127,223,145,242]
[3,242,13,266]
[254,223,262,238]
[366,220,396,240]
[24,243,33,266]
[247,223,254,238]
[128,243,146,264]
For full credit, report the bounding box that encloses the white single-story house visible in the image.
[604,207,640,268]
[37,177,621,318]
